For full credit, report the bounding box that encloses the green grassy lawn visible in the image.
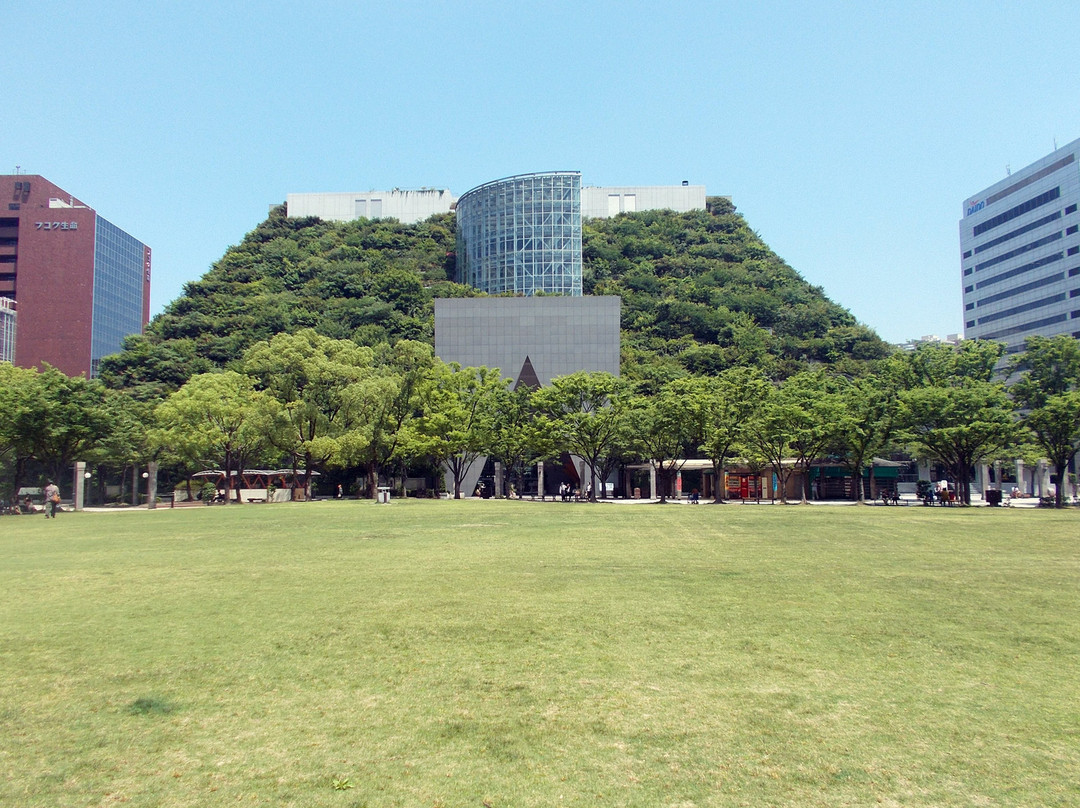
[1,500,1078,807]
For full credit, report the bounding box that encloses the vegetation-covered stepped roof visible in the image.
[100,199,889,398]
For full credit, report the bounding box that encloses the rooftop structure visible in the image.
[285,188,455,224]
[580,183,706,219]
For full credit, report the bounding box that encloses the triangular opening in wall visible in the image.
[513,355,541,391]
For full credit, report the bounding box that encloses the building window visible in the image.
[972,211,1061,255]
[973,231,1062,273]
[1067,204,1078,215]
[976,273,1064,307]
[979,313,1067,340]
[973,187,1061,237]
[975,252,1063,290]
[1068,225,1079,235]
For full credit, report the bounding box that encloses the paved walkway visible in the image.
[63,493,1053,511]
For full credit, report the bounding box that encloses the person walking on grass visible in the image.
[43,480,60,518]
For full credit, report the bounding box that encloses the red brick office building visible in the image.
[1,175,150,377]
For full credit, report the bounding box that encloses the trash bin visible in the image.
[377,486,391,504]
[984,488,1002,506]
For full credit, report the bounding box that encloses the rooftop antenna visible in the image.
[14,165,20,175]
[1054,137,1058,151]
[1006,164,1011,176]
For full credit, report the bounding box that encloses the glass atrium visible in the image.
[456,172,582,296]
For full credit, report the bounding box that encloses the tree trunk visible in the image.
[366,462,378,500]
[1053,460,1067,507]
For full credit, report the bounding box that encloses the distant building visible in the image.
[897,333,961,352]
[1,175,150,377]
[960,139,1080,353]
[285,189,455,225]
[0,297,14,364]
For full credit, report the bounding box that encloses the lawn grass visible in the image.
[1,500,1078,807]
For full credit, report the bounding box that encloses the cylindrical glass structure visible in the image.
[456,171,582,296]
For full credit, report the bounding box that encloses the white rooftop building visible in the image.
[581,183,706,219]
[286,179,713,226]
[286,189,455,225]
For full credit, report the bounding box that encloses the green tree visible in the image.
[533,372,631,502]
[402,364,507,498]
[745,385,797,504]
[895,382,1020,505]
[0,363,46,498]
[244,329,376,499]
[834,374,898,502]
[691,367,770,503]
[343,340,440,499]
[1022,392,1080,507]
[778,370,845,504]
[28,366,111,484]
[1007,334,1080,408]
[627,382,697,503]
[1007,335,1080,507]
[153,372,282,502]
[486,386,558,499]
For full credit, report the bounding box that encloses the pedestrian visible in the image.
[43,480,60,518]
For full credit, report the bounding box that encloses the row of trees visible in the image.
[4,333,1079,507]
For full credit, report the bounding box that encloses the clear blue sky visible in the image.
[6,1,1080,344]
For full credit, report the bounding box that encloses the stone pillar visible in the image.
[1015,459,1025,495]
[536,461,545,500]
[1037,459,1051,499]
[649,461,657,499]
[148,461,159,510]
[73,461,86,512]
[917,460,932,483]
[132,466,139,506]
[493,462,503,498]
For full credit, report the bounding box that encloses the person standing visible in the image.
[43,480,60,518]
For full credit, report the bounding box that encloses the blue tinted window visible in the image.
[91,217,145,376]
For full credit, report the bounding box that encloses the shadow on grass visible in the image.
[127,697,177,716]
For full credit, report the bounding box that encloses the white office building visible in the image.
[286,189,455,224]
[960,139,1080,353]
